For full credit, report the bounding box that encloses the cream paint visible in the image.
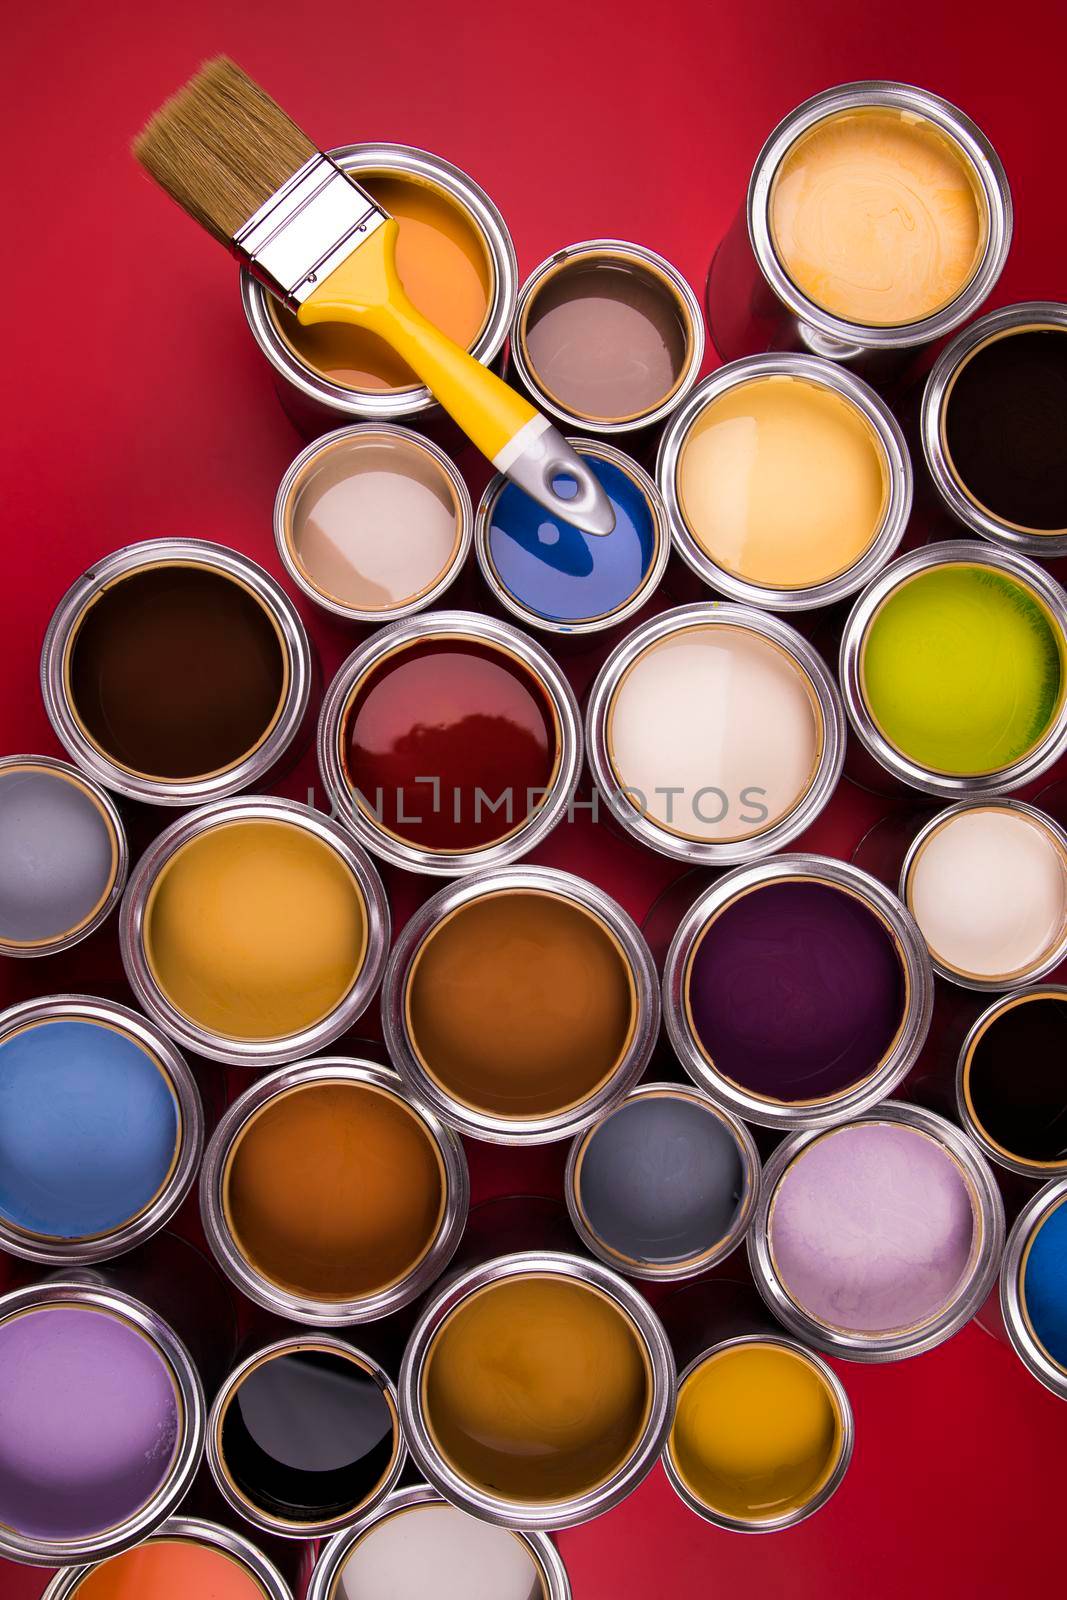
[334,1503,544,1600]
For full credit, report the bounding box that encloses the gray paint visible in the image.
[0,768,116,943]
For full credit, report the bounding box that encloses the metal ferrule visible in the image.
[42,1516,293,1600]
[956,986,1067,1178]
[656,354,913,611]
[305,1483,572,1600]
[397,1250,676,1530]
[748,1100,1006,1363]
[999,1177,1067,1402]
[840,541,1067,798]
[381,865,660,1145]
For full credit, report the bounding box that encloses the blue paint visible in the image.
[487,456,657,624]
[1023,1196,1067,1370]
[0,1019,179,1239]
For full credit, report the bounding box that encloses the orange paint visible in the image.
[71,1536,267,1599]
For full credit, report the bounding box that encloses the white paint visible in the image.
[334,1502,544,1600]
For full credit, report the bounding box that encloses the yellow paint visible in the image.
[669,1341,842,1523]
[769,107,987,327]
[144,820,367,1041]
[677,374,888,588]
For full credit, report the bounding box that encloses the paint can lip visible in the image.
[661,1332,855,1532]
[510,237,706,434]
[956,985,1067,1178]
[0,1281,205,1567]
[748,1099,1006,1362]
[662,853,933,1130]
[655,353,913,612]
[205,1334,407,1539]
[241,141,518,422]
[305,1482,571,1600]
[746,79,1012,352]
[397,1250,676,1531]
[41,1515,294,1600]
[119,794,391,1068]
[0,754,129,957]
[999,1175,1067,1402]
[0,994,203,1265]
[40,538,313,808]
[921,300,1067,557]
[901,798,1067,992]
[564,1081,762,1280]
[317,610,583,876]
[839,540,1067,798]
[199,1056,469,1326]
[586,602,846,866]
[273,422,474,622]
[381,864,660,1145]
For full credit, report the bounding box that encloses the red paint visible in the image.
[341,638,558,850]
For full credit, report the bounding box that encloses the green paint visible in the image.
[861,564,1064,774]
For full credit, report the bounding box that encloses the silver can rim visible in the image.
[509,237,706,434]
[839,540,1067,797]
[921,300,1067,557]
[317,610,583,876]
[0,993,204,1264]
[564,1080,762,1280]
[305,1482,571,1600]
[273,422,474,622]
[901,798,1067,992]
[999,1175,1067,1402]
[40,538,313,807]
[586,602,846,865]
[748,1099,1006,1362]
[747,79,1012,351]
[199,1056,470,1325]
[41,1515,294,1600]
[474,437,670,635]
[205,1334,407,1537]
[0,754,129,957]
[397,1249,676,1530]
[661,1332,855,1532]
[956,984,1067,1177]
[241,142,518,421]
[0,1281,205,1566]
[655,354,913,611]
[662,852,934,1130]
[119,795,391,1067]
[382,864,660,1145]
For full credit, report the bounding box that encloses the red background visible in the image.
[4,2,1067,1595]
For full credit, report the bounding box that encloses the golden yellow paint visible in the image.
[677,374,888,588]
[144,820,367,1040]
[769,107,987,327]
[669,1341,842,1523]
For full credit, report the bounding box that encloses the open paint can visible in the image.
[922,301,1067,559]
[242,143,517,435]
[207,1336,405,1538]
[305,1484,570,1600]
[663,854,932,1130]
[708,81,1011,374]
[0,1281,204,1565]
[398,1251,674,1530]
[200,1058,468,1325]
[318,611,581,874]
[509,239,704,436]
[382,865,658,1144]
[957,988,1067,1179]
[749,1101,1005,1361]
[840,542,1067,797]
[120,796,389,1068]
[42,1516,293,1600]
[656,354,911,610]
[41,540,312,807]
[999,1177,1067,1402]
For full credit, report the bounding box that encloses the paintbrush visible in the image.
[135,58,614,535]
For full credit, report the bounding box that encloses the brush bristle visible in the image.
[133,56,317,244]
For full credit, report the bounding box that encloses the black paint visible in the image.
[967,994,1067,1164]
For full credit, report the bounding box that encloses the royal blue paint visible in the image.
[0,1019,179,1239]
[1023,1197,1067,1370]
[487,456,657,624]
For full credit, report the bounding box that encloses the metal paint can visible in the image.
[41,1516,293,1600]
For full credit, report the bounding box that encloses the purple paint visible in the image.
[685,880,905,1101]
[769,1123,977,1334]
[0,1305,180,1540]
